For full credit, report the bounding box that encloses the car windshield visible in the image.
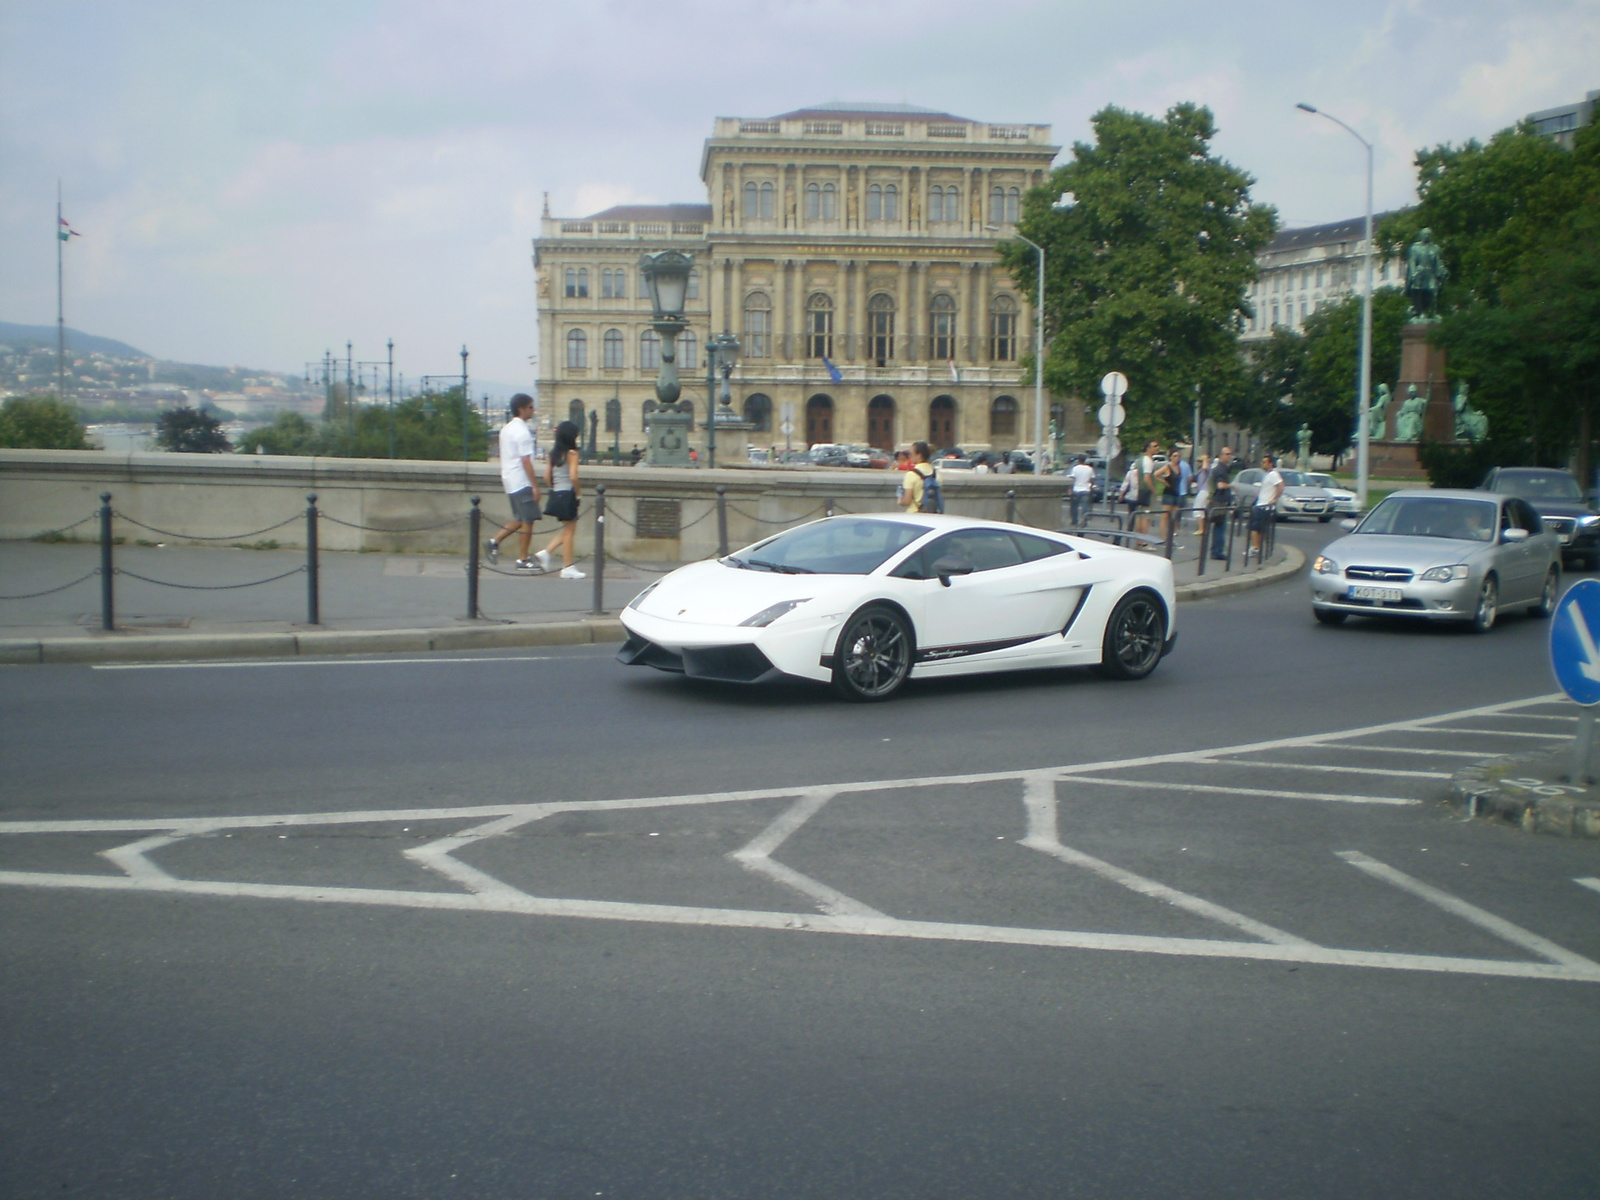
[1308,475,1337,489]
[1500,471,1581,501]
[725,518,930,575]
[1280,470,1308,486]
[1356,496,1496,542]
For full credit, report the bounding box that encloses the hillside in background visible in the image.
[0,322,150,360]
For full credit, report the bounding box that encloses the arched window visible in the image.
[943,188,958,222]
[600,268,613,298]
[867,183,883,222]
[604,397,622,433]
[883,184,898,221]
[989,295,1017,361]
[639,328,661,370]
[929,294,957,361]
[598,267,624,299]
[1005,187,1020,223]
[929,395,957,447]
[743,181,759,219]
[991,185,1005,223]
[806,293,834,359]
[565,329,587,369]
[805,394,834,446]
[759,181,774,219]
[743,393,772,432]
[867,293,895,365]
[928,186,944,223]
[564,266,577,297]
[677,330,698,370]
[805,182,820,220]
[867,394,895,450]
[687,269,699,300]
[602,328,624,369]
[821,182,837,220]
[569,398,585,429]
[743,291,772,358]
[990,395,1019,438]
[576,268,588,297]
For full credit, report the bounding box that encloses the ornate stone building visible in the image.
[533,103,1070,455]
[1241,214,1403,343]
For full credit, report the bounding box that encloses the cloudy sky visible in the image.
[1,0,1595,391]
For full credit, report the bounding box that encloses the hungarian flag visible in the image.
[58,217,80,242]
[821,355,843,384]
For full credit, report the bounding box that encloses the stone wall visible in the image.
[0,451,1069,560]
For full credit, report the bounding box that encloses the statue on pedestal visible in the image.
[1454,382,1488,443]
[1370,383,1392,439]
[1405,228,1449,321]
[1395,384,1427,442]
[1296,423,1313,467]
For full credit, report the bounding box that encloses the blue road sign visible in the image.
[1550,579,1600,706]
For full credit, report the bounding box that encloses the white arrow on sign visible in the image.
[1100,371,1128,401]
[1566,603,1600,682]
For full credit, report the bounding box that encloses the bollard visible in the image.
[305,493,320,624]
[467,496,481,620]
[1006,489,1017,525]
[1163,508,1176,559]
[1197,506,1210,576]
[591,484,606,616]
[716,485,729,558]
[826,497,835,519]
[98,492,114,631]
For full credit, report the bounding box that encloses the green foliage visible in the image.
[156,405,232,453]
[1005,102,1277,448]
[1416,434,1536,489]
[238,388,488,462]
[237,411,324,456]
[0,394,89,449]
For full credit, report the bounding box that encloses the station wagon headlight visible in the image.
[1420,565,1470,582]
[1580,515,1600,527]
[1313,555,1339,575]
[740,599,811,627]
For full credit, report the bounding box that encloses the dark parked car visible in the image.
[1479,467,1600,570]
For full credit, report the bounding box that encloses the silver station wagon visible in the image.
[1309,489,1560,632]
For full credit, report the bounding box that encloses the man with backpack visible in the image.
[897,441,944,514]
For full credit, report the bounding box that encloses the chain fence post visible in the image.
[1197,505,1210,576]
[467,496,481,620]
[1006,489,1017,525]
[826,497,835,519]
[716,486,729,557]
[591,484,606,616]
[98,492,114,631]
[305,493,320,624]
[1164,507,1176,559]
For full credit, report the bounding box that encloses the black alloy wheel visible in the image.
[1529,567,1558,618]
[1097,590,1167,680]
[832,605,913,701]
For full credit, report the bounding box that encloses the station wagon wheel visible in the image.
[832,605,913,701]
[1471,575,1498,633]
[1097,589,1166,680]
[1529,567,1558,618]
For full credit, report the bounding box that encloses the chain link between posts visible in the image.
[0,569,102,601]
[112,512,302,542]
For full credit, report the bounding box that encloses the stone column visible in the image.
[844,259,857,363]
[896,262,912,363]
[778,259,793,361]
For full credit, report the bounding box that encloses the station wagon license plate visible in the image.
[1349,585,1403,602]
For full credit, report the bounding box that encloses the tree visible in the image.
[1297,290,1411,459]
[156,405,232,453]
[236,411,328,456]
[238,388,488,462]
[1003,102,1277,449]
[0,395,88,449]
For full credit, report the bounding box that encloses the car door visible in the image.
[1511,498,1554,598]
[1494,499,1538,602]
[896,529,1084,659]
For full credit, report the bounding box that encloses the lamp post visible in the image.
[1297,102,1374,510]
[704,332,741,469]
[640,250,695,467]
[989,226,1046,468]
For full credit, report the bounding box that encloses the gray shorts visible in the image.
[508,488,539,524]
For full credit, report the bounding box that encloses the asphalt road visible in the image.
[3,521,1598,1199]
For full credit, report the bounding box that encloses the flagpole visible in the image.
[56,181,65,402]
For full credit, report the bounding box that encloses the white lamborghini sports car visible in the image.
[617,513,1177,701]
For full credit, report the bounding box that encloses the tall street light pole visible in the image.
[1297,102,1374,510]
[989,225,1046,468]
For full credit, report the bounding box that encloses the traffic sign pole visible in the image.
[1548,578,1600,781]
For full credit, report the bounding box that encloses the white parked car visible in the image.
[1230,467,1337,521]
[619,514,1178,700]
[1306,474,1360,517]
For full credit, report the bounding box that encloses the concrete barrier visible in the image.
[0,450,1069,560]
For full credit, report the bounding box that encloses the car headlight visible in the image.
[1313,555,1340,575]
[1419,565,1470,582]
[739,599,811,627]
[1579,515,1600,527]
[625,581,661,610]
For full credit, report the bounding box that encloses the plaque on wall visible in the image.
[636,498,683,539]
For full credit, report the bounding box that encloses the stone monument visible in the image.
[1296,423,1313,468]
[1454,382,1489,443]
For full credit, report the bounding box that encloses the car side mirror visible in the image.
[931,556,974,587]
[1501,527,1530,542]
[1339,519,1358,531]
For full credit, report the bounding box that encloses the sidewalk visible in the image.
[0,532,1302,665]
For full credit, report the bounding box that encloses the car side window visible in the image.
[893,530,1024,578]
[1011,532,1071,562]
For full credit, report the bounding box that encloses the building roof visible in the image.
[771,100,972,123]
[582,203,713,222]
[1264,211,1404,253]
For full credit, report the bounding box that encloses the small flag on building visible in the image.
[948,360,959,382]
[821,355,843,384]
[58,218,81,242]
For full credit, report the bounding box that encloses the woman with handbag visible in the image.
[534,420,585,580]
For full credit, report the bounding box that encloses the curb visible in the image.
[1450,752,1600,839]
[1176,545,1305,602]
[0,618,628,666]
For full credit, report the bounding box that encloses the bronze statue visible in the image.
[1395,384,1427,441]
[1296,423,1313,466]
[1454,381,1488,443]
[1405,228,1449,321]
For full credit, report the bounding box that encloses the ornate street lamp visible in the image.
[704,332,743,469]
[641,250,695,466]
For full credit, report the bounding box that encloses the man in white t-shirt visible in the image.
[486,394,543,570]
[1068,455,1094,526]
[1250,453,1285,559]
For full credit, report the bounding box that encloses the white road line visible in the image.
[100,834,182,881]
[1337,851,1600,971]
[1575,878,1600,898]
[1488,713,1578,723]
[1196,760,1450,780]
[404,812,542,904]
[1056,776,1418,807]
[1307,744,1504,758]
[1,867,1596,983]
[729,790,886,919]
[1408,727,1570,740]
[1022,776,1313,947]
[92,655,567,671]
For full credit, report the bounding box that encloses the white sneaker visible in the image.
[535,549,553,572]
[559,566,586,580]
